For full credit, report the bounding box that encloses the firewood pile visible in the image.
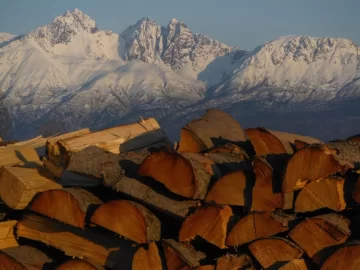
[0,109,360,269]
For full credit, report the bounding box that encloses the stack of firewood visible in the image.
[0,109,360,269]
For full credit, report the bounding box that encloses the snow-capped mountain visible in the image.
[0,9,359,141]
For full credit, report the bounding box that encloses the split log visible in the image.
[179,205,232,249]
[46,128,90,165]
[0,246,52,270]
[282,141,360,192]
[66,146,198,219]
[205,170,252,206]
[138,151,217,199]
[132,242,163,270]
[57,117,168,166]
[57,259,104,270]
[216,254,254,270]
[353,175,360,203]
[278,259,308,270]
[178,109,246,153]
[162,239,206,270]
[294,140,310,150]
[0,167,61,209]
[251,157,293,211]
[0,220,18,249]
[288,214,351,264]
[320,241,360,270]
[16,214,137,269]
[90,200,160,244]
[248,237,303,269]
[226,212,289,247]
[30,188,102,229]
[0,135,47,149]
[0,146,41,168]
[295,176,346,212]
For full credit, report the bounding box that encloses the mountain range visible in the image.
[0,8,359,141]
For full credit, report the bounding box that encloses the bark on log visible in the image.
[288,214,351,264]
[0,167,61,209]
[90,200,161,244]
[162,239,206,270]
[216,254,254,270]
[320,241,360,270]
[353,175,360,203]
[248,237,303,269]
[179,205,232,249]
[0,146,41,168]
[30,188,102,229]
[295,176,346,212]
[226,212,289,247]
[278,259,308,270]
[0,220,18,249]
[66,146,198,219]
[346,134,360,143]
[178,109,246,153]
[132,242,163,270]
[0,246,52,270]
[138,151,217,199]
[282,141,360,192]
[57,259,104,270]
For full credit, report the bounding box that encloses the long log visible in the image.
[177,109,246,153]
[295,176,346,212]
[57,259,104,270]
[16,214,137,269]
[179,205,232,249]
[0,146,41,168]
[216,254,254,270]
[66,146,198,219]
[132,242,163,270]
[30,188,102,229]
[248,237,303,269]
[162,239,206,270]
[0,246,52,270]
[282,141,360,192]
[226,212,289,247]
[138,151,218,199]
[90,200,161,244]
[288,214,351,264]
[320,241,360,270]
[0,167,61,209]
[57,117,169,166]
[0,220,18,249]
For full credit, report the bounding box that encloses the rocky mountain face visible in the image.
[0,9,359,141]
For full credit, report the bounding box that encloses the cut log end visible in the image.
[321,242,360,270]
[278,259,309,270]
[0,220,18,249]
[216,254,254,270]
[179,205,232,249]
[56,259,103,270]
[132,242,162,270]
[90,200,161,244]
[245,128,289,155]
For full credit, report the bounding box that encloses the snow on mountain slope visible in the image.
[0,33,17,44]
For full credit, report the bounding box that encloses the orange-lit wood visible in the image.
[249,237,303,269]
[132,242,163,270]
[245,128,288,155]
[0,220,18,249]
[57,259,102,270]
[179,205,232,249]
[226,212,288,247]
[0,146,41,168]
[321,241,360,270]
[90,200,160,244]
[216,254,254,270]
[279,259,308,270]
[31,188,102,229]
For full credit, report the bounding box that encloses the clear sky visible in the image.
[1,0,359,50]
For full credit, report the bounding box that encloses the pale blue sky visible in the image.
[0,0,359,50]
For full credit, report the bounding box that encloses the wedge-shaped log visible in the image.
[353,175,360,203]
[295,176,346,212]
[178,109,246,153]
[0,167,61,209]
[0,246,52,270]
[139,151,216,199]
[288,214,351,264]
[132,242,163,270]
[31,188,102,229]
[321,241,360,270]
[57,259,104,270]
[67,146,198,219]
[162,239,206,270]
[216,254,254,270]
[205,170,251,206]
[226,212,289,247]
[249,237,303,269]
[282,142,360,192]
[16,214,137,268]
[0,146,41,168]
[278,259,308,270]
[90,200,160,244]
[57,118,168,166]
[0,220,18,249]
[179,205,232,249]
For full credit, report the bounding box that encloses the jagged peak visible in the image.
[51,8,97,32]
